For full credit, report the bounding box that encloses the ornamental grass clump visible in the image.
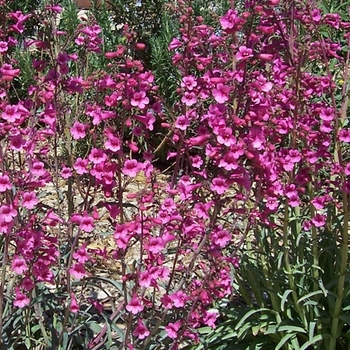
[0,0,349,349]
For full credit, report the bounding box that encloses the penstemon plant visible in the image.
[0,0,236,349]
[0,0,350,349]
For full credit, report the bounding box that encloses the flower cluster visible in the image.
[0,0,349,349]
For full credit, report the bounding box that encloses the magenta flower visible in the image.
[71,121,87,140]
[70,293,79,313]
[73,245,90,263]
[70,263,86,279]
[79,213,95,232]
[122,159,142,177]
[31,161,47,177]
[0,204,17,223]
[0,63,20,81]
[311,214,326,227]
[212,229,231,248]
[212,83,230,103]
[203,310,219,328]
[139,270,152,287]
[1,104,21,122]
[147,237,164,254]
[190,155,203,169]
[9,133,26,151]
[22,191,39,210]
[0,174,12,192]
[169,291,187,308]
[74,158,89,175]
[131,91,149,109]
[175,115,190,131]
[126,294,144,314]
[104,129,121,152]
[217,127,235,147]
[181,91,197,106]
[61,166,72,179]
[181,75,197,90]
[133,319,150,340]
[339,129,350,142]
[88,148,107,164]
[0,41,8,54]
[210,177,228,195]
[220,9,241,32]
[319,107,334,121]
[13,287,30,308]
[12,256,28,274]
[236,46,253,61]
[165,321,181,339]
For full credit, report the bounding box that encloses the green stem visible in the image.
[329,193,349,350]
[0,235,9,345]
[283,200,307,329]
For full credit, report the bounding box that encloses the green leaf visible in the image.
[300,334,325,350]
[275,332,298,350]
[277,323,307,334]
[297,290,324,305]
[280,289,293,312]
[235,308,278,331]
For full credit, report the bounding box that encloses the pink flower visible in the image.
[61,166,72,179]
[31,161,47,177]
[203,310,219,328]
[212,83,230,103]
[181,75,197,90]
[319,107,334,121]
[1,104,21,122]
[122,159,142,177]
[0,41,8,54]
[21,277,35,291]
[126,294,144,314]
[0,204,17,223]
[74,158,89,175]
[311,214,326,227]
[212,229,231,248]
[70,293,79,313]
[133,319,150,340]
[339,129,350,142]
[169,291,187,308]
[69,262,86,279]
[14,287,30,308]
[175,115,190,131]
[236,46,253,61]
[147,237,164,254]
[12,256,28,274]
[210,177,228,195]
[181,91,197,106]
[0,63,20,81]
[71,121,87,140]
[9,133,26,151]
[131,91,149,109]
[217,127,235,147]
[220,9,242,32]
[104,129,121,152]
[79,213,95,232]
[165,321,181,339]
[88,148,107,164]
[0,174,12,192]
[190,155,203,169]
[73,245,90,263]
[22,191,39,210]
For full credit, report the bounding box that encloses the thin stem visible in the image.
[329,189,349,350]
[0,235,9,345]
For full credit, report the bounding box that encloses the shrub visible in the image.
[0,0,349,349]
